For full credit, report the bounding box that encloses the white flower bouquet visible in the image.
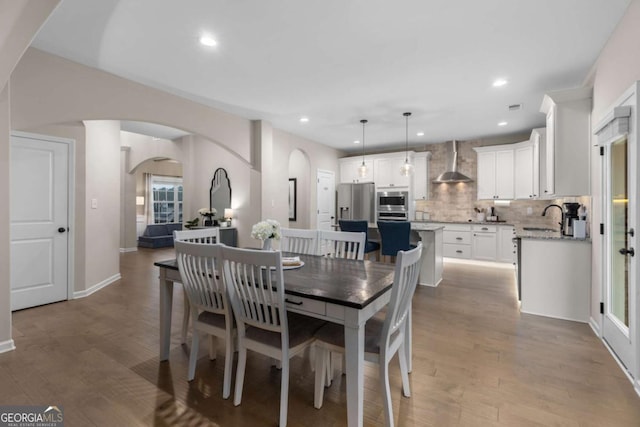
[251,219,281,241]
[198,208,217,218]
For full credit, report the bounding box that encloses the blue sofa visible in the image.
[138,223,183,248]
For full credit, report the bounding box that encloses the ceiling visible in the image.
[32,0,630,153]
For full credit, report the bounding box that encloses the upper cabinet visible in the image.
[339,157,374,183]
[374,155,412,189]
[413,152,431,200]
[539,87,592,197]
[514,139,540,199]
[474,146,514,200]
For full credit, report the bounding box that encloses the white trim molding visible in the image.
[120,247,138,253]
[589,316,601,337]
[73,273,121,299]
[0,339,16,354]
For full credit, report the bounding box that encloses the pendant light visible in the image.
[357,119,368,177]
[400,112,414,176]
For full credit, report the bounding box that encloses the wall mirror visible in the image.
[209,168,231,225]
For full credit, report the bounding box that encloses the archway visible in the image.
[288,149,311,229]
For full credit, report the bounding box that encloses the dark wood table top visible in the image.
[155,253,395,310]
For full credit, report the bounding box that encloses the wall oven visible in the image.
[377,191,409,221]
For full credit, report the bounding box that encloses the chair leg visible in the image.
[314,347,327,409]
[398,344,411,397]
[234,344,247,406]
[209,335,217,360]
[187,328,200,381]
[379,356,395,427]
[181,290,190,344]
[222,328,233,399]
[280,357,290,427]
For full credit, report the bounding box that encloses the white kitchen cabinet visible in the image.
[441,223,472,259]
[474,146,514,200]
[413,152,431,200]
[540,87,591,197]
[514,140,539,199]
[497,226,516,263]
[374,156,411,189]
[472,225,497,261]
[339,157,374,183]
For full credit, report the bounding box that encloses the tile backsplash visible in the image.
[413,139,592,231]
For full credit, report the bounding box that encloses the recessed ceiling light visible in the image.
[498,121,508,126]
[199,35,218,47]
[299,117,309,123]
[493,78,508,87]
[354,140,361,144]
[416,132,425,136]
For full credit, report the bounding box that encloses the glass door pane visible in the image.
[610,137,629,328]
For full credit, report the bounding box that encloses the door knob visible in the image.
[619,247,635,256]
[58,227,67,233]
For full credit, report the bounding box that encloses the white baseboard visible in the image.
[120,247,138,253]
[0,339,16,354]
[588,317,601,337]
[520,308,588,324]
[419,277,443,287]
[73,273,121,299]
[443,257,515,269]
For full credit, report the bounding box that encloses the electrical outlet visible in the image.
[526,207,532,215]
[91,198,98,209]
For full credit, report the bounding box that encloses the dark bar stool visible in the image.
[338,220,380,261]
[377,221,416,263]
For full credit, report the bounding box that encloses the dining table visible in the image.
[154,253,400,427]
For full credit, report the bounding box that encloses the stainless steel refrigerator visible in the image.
[337,183,375,222]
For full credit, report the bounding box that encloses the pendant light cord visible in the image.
[360,119,367,165]
[403,112,411,162]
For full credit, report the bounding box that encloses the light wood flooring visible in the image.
[2,247,639,426]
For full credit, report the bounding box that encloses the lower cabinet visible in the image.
[434,222,514,263]
[472,225,497,261]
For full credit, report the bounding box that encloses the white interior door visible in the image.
[316,169,335,231]
[10,134,70,311]
[603,134,636,372]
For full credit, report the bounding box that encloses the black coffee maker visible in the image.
[563,203,581,236]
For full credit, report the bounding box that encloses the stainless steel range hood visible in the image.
[433,140,473,183]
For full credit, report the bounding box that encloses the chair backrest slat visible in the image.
[280,228,319,255]
[174,228,220,244]
[175,241,227,315]
[381,243,423,345]
[222,246,286,335]
[318,229,365,260]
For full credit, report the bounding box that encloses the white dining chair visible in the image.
[313,243,423,427]
[174,241,235,399]
[317,229,365,260]
[221,246,325,427]
[280,227,319,255]
[174,228,222,344]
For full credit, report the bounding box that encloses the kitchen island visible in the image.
[412,223,444,287]
[518,231,591,322]
[367,223,444,287]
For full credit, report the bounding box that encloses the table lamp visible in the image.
[224,208,234,226]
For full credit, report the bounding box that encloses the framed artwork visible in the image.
[288,178,297,221]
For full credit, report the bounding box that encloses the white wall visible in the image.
[83,121,121,289]
[0,85,11,348]
[589,0,640,333]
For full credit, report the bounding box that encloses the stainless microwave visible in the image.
[377,191,409,221]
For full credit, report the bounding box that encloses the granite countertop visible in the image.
[411,223,445,231]
[516,229,591,242]
[412,220,515,226]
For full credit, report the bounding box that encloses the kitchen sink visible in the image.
[523,227,558,232]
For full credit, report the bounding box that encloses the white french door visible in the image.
[10,133,71,311]
[603,133,636,372]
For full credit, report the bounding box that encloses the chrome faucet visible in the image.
[542,204,564,234]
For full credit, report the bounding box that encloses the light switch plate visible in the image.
[91,198,98,209]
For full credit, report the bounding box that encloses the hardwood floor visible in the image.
[3,248,639,426]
